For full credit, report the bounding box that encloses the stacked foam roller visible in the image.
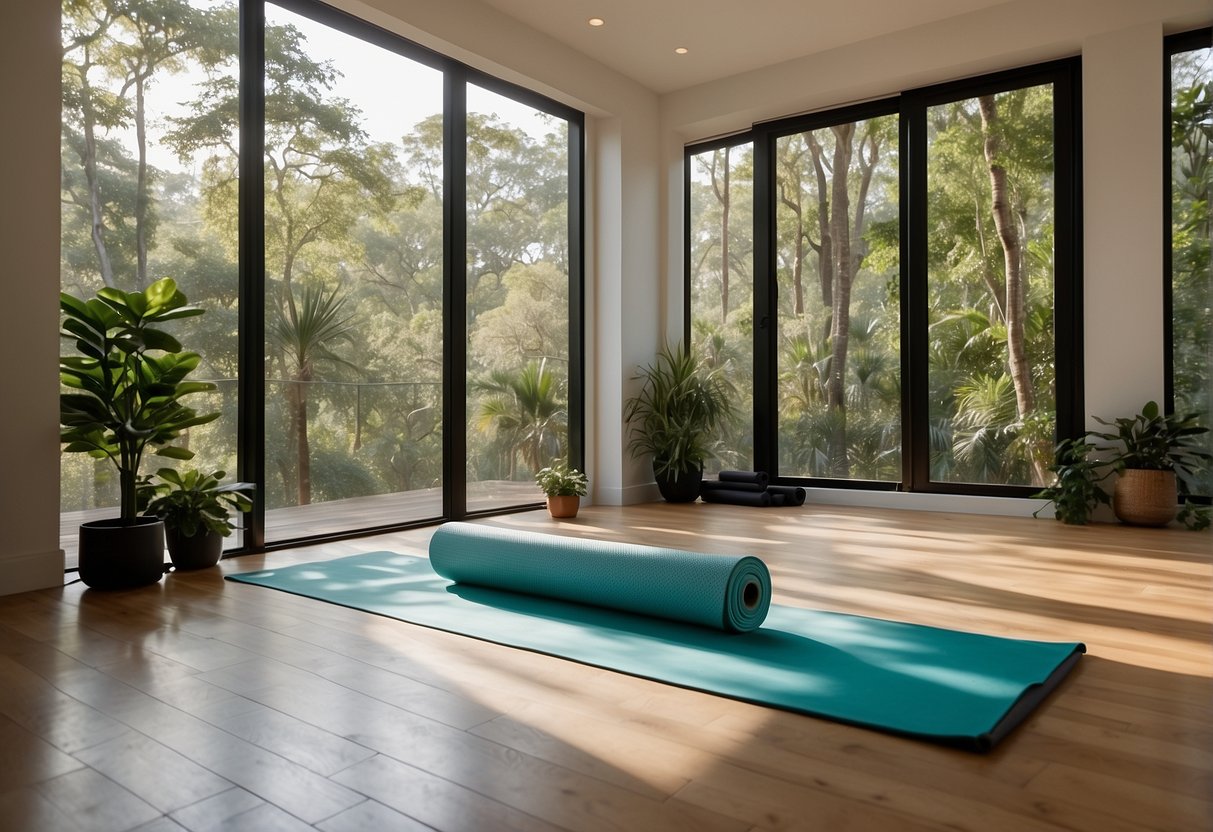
[699,470,807,507]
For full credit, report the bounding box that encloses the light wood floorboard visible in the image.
[1,503,1209,831]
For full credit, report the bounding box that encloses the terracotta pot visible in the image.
[546,495,580,518]
[1113,469,1177,527]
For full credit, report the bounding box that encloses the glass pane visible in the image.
[466,83,571,512]
[774,116,901,480]
[60,0,240,567]
[688,143,755,474]
[1170,45,1212,497]
[926,85,1055,487]
[263,4,444,539]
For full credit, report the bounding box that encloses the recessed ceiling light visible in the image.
[674,47,689,55]
[588,17,604,27]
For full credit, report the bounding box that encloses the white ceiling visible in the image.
[478,0,1015,93]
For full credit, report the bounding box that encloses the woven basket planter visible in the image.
[1112,469,1177,527]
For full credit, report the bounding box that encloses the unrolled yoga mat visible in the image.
[227,534,1084,750]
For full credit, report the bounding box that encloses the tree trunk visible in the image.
[292,371,312,506]
[79,51,117,289]
[825,124,855,477]
[805,133,834,341]
[710,147,732,324]
[134,75,150,289]
[978,95,1047,483]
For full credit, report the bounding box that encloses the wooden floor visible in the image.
[2,503,1210,831]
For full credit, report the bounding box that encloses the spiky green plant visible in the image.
[623,343,736,477]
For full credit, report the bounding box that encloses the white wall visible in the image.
[0,0,65,594]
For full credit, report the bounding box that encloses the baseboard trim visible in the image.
[0,548,66,597]
[803,488,1050,518]
[596,482,662,506]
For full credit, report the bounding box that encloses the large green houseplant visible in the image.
[623,343,735,502]
[1089,401,1211,527]
[60,277,220,588]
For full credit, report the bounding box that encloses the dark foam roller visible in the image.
[717,470,769,486]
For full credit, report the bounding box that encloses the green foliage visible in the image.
[60,277,220,522]
[139,467,252,537]
[1177,500,1211,532]
[534,461,588,497]
[474,360,567,479]
[1089,401,1212,485]
[1032,438,1111,525]
[624,343,736,477]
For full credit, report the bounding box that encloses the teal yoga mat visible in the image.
[228,541,1082,750]
[430,523,770,632]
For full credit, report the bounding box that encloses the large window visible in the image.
[1166,30,1211,498]
[465,83,575,513]
[695,59,1079,496]
[772,107,900,482]
[921,79,1059,489]
[686,138,754,473]
[60,0,583,564]
[60,0,241,564]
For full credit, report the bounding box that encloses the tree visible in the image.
[62,0,229,289]
[473,360,566,479]
[269,284,359,506]
[776,118,892,477]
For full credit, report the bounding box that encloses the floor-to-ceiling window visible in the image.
[770,105,900,484]
[59,0,241,567]
[685,137,754,473]
[1166,29,1211,499]
[915,71,1069,491]
[694,59,1079,496]
[59,0,584,564]
[465,82,577,513]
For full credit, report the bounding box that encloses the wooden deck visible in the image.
[8,502,1211,831]
[59,481,541,569]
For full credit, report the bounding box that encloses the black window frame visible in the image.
[238,0,585,554]
[1163,27,1211,419]
[686,57,1082,498]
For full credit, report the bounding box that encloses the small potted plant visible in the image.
[1089,401,1211,527]
[535,461,588,519]
[140,468,253,570]
[623,342,735,502]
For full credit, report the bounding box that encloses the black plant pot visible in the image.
[77,517,166,590]
[166,528,225,571]
[654,463,703,503]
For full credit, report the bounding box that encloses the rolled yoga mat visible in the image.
[718,470,769,486]
[428,522,771,633]
[701,488,773,507]
[767,485,807,506]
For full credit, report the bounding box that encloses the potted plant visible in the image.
[140,468,253,570]
[534,461,588,519]
[60,277,220,589]
[1033,437,1111,525]
[1089,401,1212,527]
[623,342,735,502]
